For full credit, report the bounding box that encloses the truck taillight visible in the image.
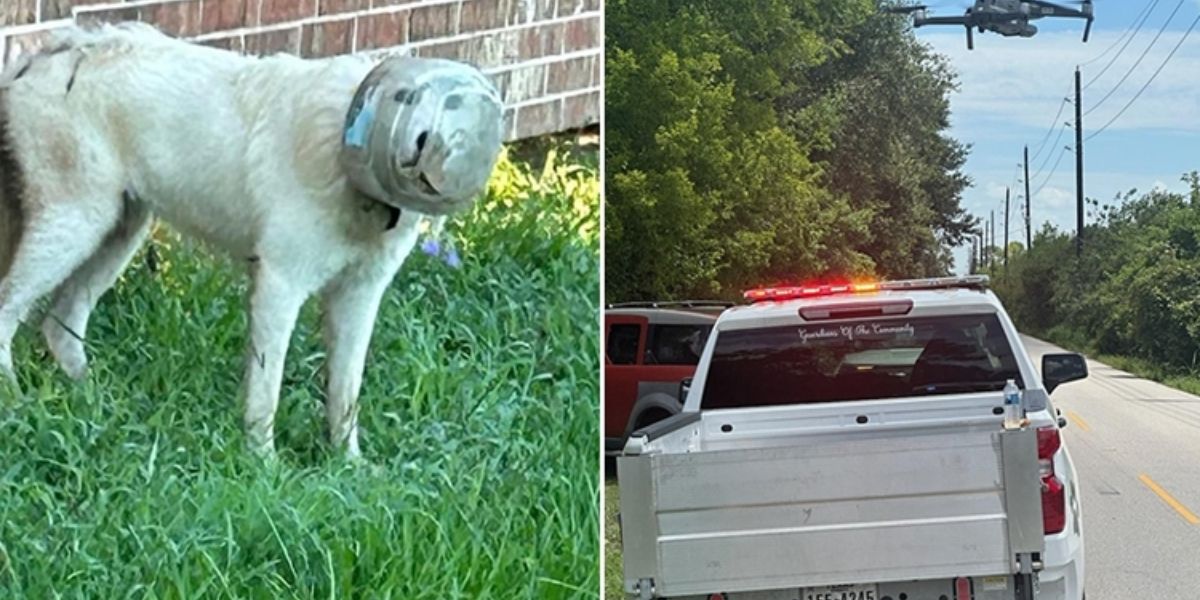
[1038,426,1066,534]
[1042,473,1066,534]
[1037,426,1061,459]
[954,577,972,600]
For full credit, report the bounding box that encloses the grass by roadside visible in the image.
[0,146,599,598]
[1041,328,1200,397]
[604,478,623,599]
[1086,353,1200,397]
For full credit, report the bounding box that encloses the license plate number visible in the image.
[803,584,878,600]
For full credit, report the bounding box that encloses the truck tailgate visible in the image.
[618,423,1043,597]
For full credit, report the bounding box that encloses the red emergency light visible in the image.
[742,275,989,303]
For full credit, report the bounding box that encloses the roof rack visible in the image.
[606,300,735,309]
[743,275,990,303]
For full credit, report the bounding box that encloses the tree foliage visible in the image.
[605,0,975,301]
[991,174,1200,371]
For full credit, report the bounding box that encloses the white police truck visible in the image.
[617,276,1088,600]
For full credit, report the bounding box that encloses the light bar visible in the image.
[743,275,989,303]
[878,275,990,291]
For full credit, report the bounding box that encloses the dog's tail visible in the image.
[0,94,24,281]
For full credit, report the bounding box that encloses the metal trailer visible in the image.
[617,414,1047,600]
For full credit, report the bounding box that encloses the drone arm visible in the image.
[917,15,970,27]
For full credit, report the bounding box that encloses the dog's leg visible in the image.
[42,199,151,380]
[241,263,307,456]
[0,201,120,388]
[321,271,391,458]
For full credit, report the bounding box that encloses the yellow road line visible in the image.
[1139,474,1200,525]
[1067,411,1091,432]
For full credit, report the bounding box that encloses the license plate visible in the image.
[803,584,878,600]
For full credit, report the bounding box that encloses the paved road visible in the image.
[1022,336,1200,597]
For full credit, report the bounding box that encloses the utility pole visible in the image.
[1075,67,1084,256]
[977,233,983,272]
[978,232,983,272]
[1004,188,1010,275]
[972,234,977,273]
[990,210,995,271]
[1024,146,1032,249]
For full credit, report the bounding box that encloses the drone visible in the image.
[889,0,1094,50]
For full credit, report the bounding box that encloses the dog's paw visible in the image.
[59,355,89,381]
[42,318,89,381]
[247,439,278,462]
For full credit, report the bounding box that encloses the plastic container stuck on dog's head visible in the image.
[340,56,505,217]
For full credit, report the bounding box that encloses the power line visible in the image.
[1083,0,1162,83]
[1006,162,1022,200]
[1087,11,1200,141]
[1031,147,1071,198]
[1031,148,1068,199]
[1084,0,1187,117]
[1025,2,1148,176]
[1029,124,1070,183]
[1081,0,1160,68]
[1028,92,1071,164]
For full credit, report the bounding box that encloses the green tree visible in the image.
[995,175,1200,372]
[803,8,976,277]
[606,0,975,301]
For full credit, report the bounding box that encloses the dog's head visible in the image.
[341,57,504,217]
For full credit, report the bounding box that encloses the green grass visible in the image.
[1040,327,1200,397]
[0,146,599,598]
[1093,353,1200,396]
[603,479,623,599]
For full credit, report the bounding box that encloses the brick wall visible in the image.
[0,0,600,140]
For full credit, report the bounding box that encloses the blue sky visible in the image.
[906,1,1200,273]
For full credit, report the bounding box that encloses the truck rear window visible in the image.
[702,314,1023,409]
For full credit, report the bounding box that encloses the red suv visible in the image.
[604,302,728,454]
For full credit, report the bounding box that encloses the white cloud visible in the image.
[920,28,1200,135]
[1040,185,1074,209]
[985,180,1013,200]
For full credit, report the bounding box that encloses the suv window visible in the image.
[607,324,642,365]
[645,324,711,365]
[702,314,1022,409]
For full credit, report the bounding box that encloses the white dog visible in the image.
[0,23,503,457]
